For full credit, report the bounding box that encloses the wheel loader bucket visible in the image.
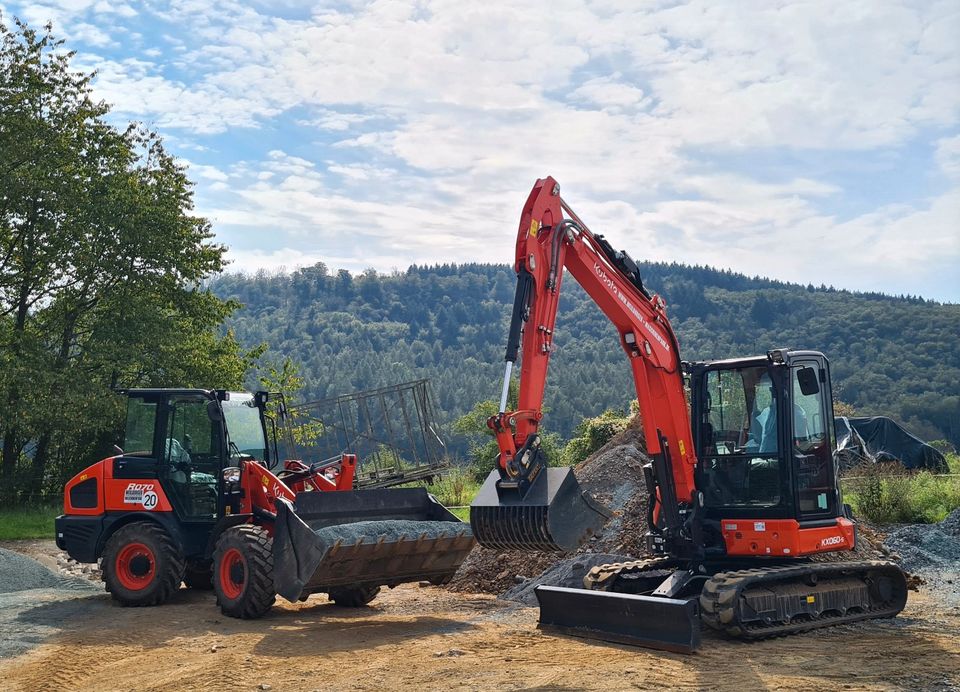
[271,489,475,603]
[469,467,612,552]
[535,585,701,653]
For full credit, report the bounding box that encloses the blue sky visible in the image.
[3,0,959,301]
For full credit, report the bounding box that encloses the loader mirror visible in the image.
[797,367,820,396]
[207,400,224,422]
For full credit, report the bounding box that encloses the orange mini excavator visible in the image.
[58,390,473,618]
[470,177,907,652]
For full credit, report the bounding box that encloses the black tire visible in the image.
[102,522,184,607]
[183,561,213,590]
[213,525,276,619]
[329,585,381,607]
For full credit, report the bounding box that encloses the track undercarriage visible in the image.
[545,556,909,650]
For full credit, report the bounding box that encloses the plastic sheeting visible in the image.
[834,416,948,472]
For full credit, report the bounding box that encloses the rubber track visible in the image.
[583,556,682,591]
[216,524,276,619]
[699,560,907,639]
[104,522,185,607]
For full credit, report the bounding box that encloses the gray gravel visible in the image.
[311,519,472,545]
[885,509,960,606]
[0,548,102,659]
[499,553,633,606]
[0,548,98,594]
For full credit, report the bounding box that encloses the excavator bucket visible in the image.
[271,489,475,603]
[535,585,701,653]
[470,467,612,551]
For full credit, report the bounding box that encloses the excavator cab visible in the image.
[688,349,843,548]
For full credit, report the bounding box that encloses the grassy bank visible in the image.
[844,453,960,524]
[0,504,59,541]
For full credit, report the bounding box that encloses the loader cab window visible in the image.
[162,396,221,519]
[222,393,269,465]
[124,398,158,457]
[700,366,783,509]
[792,363,836,517]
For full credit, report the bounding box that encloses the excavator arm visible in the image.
[471,176,698,552]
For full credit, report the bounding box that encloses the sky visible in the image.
[3,0,959,302]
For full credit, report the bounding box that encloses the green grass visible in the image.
[424,468,480,509]
[0,504,59,540]
[843,454,960,525]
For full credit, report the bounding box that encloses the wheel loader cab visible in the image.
[121,389,271,523]
[690,350,841,534]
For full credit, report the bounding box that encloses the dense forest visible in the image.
[211,263,960,453]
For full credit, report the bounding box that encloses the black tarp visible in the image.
[834,416,948,472]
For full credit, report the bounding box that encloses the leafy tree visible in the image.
[0,19,257,501]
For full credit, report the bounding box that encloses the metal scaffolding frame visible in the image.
[282,379,449,488]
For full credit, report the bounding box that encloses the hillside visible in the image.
[211,263,960,451]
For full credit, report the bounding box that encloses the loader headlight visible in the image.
[222,467,241,485]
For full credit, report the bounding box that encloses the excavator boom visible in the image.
[470,176,696,552]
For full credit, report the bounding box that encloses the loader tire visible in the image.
[102,522,184,607]
[183,560,213,590]
[329,585,381,607]
[213,525,276,619]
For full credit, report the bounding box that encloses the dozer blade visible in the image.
[470,467,612,551]
[272,489,475,602]
[535,585,701,654]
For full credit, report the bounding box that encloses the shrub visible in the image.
[845,462,960,524]
[561,410,631,466]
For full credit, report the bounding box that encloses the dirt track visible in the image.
[1,543,958,692]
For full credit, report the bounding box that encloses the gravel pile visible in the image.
[449,418,652,595]
[884,509,960,603]
[0,548,97,594]
[499,553,633,606]
[312,520,472,545]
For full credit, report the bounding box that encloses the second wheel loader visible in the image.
[57,389,474,618]
[470,176,907,652]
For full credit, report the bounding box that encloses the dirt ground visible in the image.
[1,541,958,692]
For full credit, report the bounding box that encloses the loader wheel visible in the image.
[213,525,276,619]
[102,522,184,607]
[329,585,381,607]
[183,561,213,590]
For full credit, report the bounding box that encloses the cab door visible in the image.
[159,395,224,521]
[789,357,838,519]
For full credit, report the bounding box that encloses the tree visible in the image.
[0,19,258,501]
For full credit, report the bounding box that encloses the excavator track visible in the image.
[699,560,908,640]
[583,556,682,592]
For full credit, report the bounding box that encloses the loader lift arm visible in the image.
[472,176,698,552]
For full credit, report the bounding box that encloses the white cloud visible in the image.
[936,135,960,179]
[4,0,958,299]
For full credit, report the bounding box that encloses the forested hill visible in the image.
[211,263,960,450]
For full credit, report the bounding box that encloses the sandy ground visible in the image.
[0,541,958,692]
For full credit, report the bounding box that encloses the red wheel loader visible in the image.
[57,389,474,617]
[469,177,907,652]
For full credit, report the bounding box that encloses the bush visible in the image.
[845,463,960,524]
[561,410,630,466]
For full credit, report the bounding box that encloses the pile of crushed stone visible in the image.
[311,520,472,545]
[0,548,97,594]
[448,417,651,595]
[884,509,960,603]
